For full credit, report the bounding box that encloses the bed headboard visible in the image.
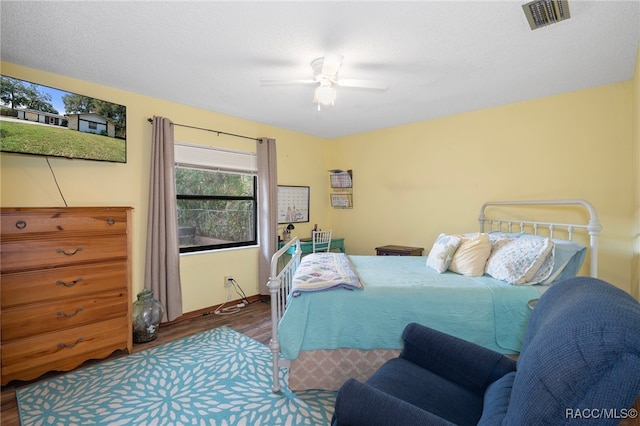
[478,199,602,278]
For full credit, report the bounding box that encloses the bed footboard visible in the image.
[267,237,302,392]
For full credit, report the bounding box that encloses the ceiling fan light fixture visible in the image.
[260,52,386,110]
[314,84,336,107]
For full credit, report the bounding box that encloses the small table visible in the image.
[279,237,345,254]
[375,245,424,256]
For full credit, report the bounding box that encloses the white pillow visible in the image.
[426,233,462,273]
[485,237,554,285]
[449,233,492,277]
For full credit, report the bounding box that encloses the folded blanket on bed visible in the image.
[291,253,363,296]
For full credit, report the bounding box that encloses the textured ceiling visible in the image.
[1,1,639,139]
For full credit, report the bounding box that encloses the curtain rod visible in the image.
[147,118,259,141]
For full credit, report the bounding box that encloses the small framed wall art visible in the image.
[278,185,310,223]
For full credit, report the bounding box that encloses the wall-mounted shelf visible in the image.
[329,169,353,209]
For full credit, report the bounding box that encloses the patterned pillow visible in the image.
[426,233,462,273]
[516,235,586,284]
[488,232,520,248]
[489,233,586,284]
[449,233,492,277]
[485,237,554,285]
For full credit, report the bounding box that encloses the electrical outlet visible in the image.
[224,275,233,287]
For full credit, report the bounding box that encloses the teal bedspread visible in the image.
[278,255,541,359]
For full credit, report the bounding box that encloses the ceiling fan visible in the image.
[260,52,389,110]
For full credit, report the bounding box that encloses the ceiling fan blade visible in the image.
[336,79,389,90]
[321,52,344,77]
[260,79,317,85]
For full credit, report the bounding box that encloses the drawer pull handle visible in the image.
[56,246,83,256]
[57,337,84,349]
[57,306,84,318]
[15,220,27,230]
[107,217,115,225]
[56,277,84,287]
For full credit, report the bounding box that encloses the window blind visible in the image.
[174,142,257,174]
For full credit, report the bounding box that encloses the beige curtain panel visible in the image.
[144,116,183,322]
[257,137,278,295]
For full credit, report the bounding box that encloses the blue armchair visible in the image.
[332,277,640,425]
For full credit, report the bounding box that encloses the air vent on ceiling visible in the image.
[522,0,570,30]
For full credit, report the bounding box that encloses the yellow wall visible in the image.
[329,82,635,294]
[1,55,638,312]
[632,46,640,300]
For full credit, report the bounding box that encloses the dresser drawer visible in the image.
[1,316,130,385]
[1,261,127,308]
[1,235,127,272]
[1,208,128,237]
[2,289,128,340]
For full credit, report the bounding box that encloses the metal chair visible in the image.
[312,229,333,253]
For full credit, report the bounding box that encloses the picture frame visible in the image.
[278,185,310,223]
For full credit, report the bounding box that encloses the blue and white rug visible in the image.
[17,327,336,425]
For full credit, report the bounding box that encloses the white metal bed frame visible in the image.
[267,199,602,392]
[267,238,302,392]
[478,199,602,277]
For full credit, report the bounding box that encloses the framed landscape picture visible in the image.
[0,75,127,163]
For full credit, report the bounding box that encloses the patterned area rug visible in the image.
[17,327,336,425]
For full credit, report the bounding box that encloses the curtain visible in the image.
[145,116,183,321]
[257,137,278,295]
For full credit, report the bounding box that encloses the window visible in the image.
[88,121,97,130]
[174,143,257,253]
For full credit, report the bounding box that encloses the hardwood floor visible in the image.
[0,297,272,426]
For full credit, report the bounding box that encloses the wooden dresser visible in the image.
[0,207,132,385]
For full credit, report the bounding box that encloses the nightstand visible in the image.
[375,245,424,256]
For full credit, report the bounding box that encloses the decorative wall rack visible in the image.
[329,169,353,209]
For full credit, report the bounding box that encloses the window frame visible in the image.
[174,143,258,254]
